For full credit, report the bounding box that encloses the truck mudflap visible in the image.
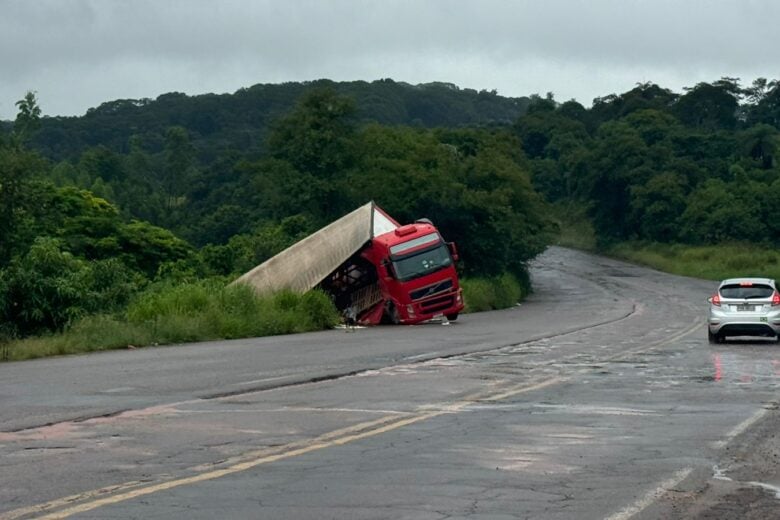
[358,300,386,326]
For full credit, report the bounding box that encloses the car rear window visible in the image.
[720,283,775,299]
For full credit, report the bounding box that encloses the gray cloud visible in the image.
[1,0,778,119]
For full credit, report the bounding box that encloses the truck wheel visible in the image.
[446,313,459,321]
[386,303,400,325]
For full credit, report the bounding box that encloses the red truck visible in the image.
[234,202,464,325]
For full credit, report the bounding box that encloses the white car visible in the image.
[708,278,780,343]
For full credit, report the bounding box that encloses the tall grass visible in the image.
[4,281,340,362]
[550,201,597,251]
[608,242,780,281]
[4,271,535,362]
[461,272,526,313]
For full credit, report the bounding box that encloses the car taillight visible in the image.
[772,292,780,306]
[711,294,721,306]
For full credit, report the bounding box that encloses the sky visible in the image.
[1,0,778,120]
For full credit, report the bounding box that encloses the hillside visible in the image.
[15,79,530,163]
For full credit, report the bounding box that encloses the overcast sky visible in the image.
[1,0,778,120]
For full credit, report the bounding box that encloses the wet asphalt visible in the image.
[1,246,778,519]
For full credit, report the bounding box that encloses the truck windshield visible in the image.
[391,243,452,282]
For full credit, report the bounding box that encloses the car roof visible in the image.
[719,277,775,287]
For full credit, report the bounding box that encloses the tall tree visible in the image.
[163,126,194,217]
[268,88,357,178]
[0,92,46,263]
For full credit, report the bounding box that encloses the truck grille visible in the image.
[420,295,455,313]
[410,279,453,301]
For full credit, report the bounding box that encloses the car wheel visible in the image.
[446,313,458,321]
[708,329,719,344]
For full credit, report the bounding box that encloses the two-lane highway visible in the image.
[1,247,778,519]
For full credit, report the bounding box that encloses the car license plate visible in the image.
[760,317,768,322]
[737,304,754,311]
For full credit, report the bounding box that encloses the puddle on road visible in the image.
[713,465,780,500]
[532,404,657,416]
[708,353,780,386]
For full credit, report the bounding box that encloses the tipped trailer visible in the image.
[233,202,464,325]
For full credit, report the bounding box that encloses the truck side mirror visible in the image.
[447,242,459,262]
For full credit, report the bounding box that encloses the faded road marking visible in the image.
[603,467,693,520]
[711,406,770,449]
[5,313,704,519]
[2,378,563,520]
[533,404,657,416]
[99,387,136,393]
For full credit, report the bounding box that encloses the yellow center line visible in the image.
[6,319,704,520]
[3,377,557,520]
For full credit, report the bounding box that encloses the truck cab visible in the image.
[366,221,464,324]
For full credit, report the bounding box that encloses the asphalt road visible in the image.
[1,246,778,519]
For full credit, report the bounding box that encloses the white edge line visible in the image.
[603,467,693,520]
[712,407,769,449]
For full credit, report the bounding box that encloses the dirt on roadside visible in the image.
[654,406,780,519]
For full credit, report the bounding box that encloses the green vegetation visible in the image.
[550,202,596,251]
[461,273,527,313]
[516,79,780,286]
[607,242,780,282]
[27,79,529,164]
[1,85,553,361]
[9,73,780,360]
[1,285,339,362]
[518,79,780,248]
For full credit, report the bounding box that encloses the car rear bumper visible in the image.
[709,309,780,337]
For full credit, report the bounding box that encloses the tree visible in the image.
[680,179,766,243]
[0,93,47,263]
[0,238,142,336]
[674,79,741,130]
[13,91,42,146]
[0,237,91,334]
[578,121,652,241]
[117,220,193,277]
[746,79,780,128]
[163,126,195,212]
[738,124,778,169]
[628,172,687,241]
[268,88,357,178]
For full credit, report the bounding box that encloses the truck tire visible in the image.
[446,313,459,321]
[385,302,400,325]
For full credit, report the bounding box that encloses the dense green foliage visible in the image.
[461,273,526,313]
[608,242,780,283]
[3,287,339,361]
[516,79,780,249]
[0,83,551,354]
[21,79,529,163]
[6,73,780,356]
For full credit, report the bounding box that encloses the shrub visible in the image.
[0,237,92,335]
[3,282,340,361]
[461,273,525,313]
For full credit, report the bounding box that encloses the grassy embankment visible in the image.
[1,281,340,362]
[608,242,780,282]
[460,273,527,313]
[551,201,780,282]
[1,272,527,362]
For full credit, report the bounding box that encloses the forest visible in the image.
[2,76,780,353]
